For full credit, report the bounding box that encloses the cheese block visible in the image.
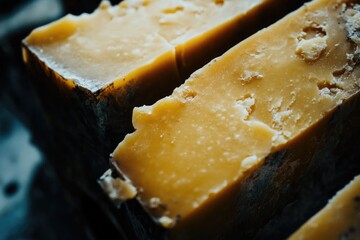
[289,175,360,240]
[112,0,360,238]
[22,0,304,149]
[21,1,306,238]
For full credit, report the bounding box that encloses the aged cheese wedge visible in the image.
[289,175,360,240]
[112,0,360,238]
[22,0,301,148]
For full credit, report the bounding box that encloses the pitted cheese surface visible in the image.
[25,0,264,92]
[113,0,360,228]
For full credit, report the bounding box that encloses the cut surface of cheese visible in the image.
[24,0,278,92]
[289,175,360,240]
[112,0,360,237]
[23,0,302,149]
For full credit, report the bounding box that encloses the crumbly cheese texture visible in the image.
[289,176,360,240]
[24,0,265,92]
[112,0,360,229]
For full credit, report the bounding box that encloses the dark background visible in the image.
[0,1,120,239]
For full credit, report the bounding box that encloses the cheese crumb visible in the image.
[273,110,292,129]
[99,169,137,202]
[235,95,255,120]
[319,87,340,97]
[296,36,327,62]
[239,70,263,83]
[241,155,259,169]
[159,216,175,228]
[272,132,287,145]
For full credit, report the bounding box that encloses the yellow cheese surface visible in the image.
[24,0,272,93]
[289,175,360,240]
[112,0,360,233]
[24,0,300,151]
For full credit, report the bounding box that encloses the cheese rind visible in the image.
[112,0,360,238]
[289,176,360,240]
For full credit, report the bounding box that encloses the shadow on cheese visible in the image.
[111,0,360,238]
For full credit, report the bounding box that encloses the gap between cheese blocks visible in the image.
[289,175,360,240]
[111,0,360,238]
